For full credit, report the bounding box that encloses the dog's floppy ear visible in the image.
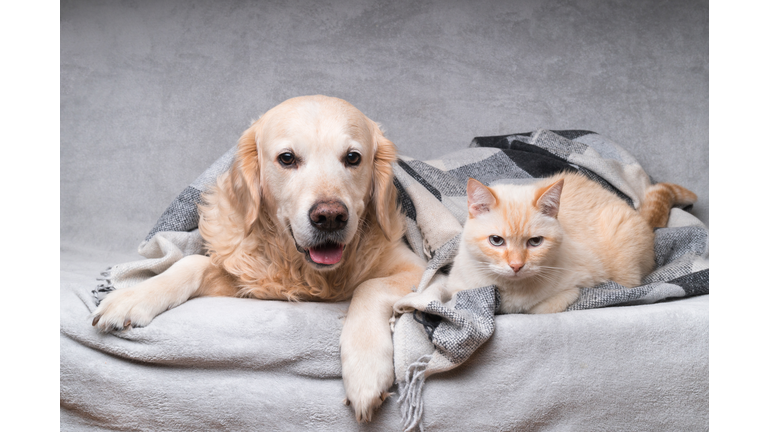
[228,120,262,231]
[369,120,399,242]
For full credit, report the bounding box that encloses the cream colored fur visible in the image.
[396,171,695,315]
[91,95,426,422]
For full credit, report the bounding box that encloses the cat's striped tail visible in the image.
[640,182,697,229]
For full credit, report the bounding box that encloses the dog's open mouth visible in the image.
[307,242,345,266]
[287,226,347,267]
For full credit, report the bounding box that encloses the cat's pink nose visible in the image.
[509,262,525,273]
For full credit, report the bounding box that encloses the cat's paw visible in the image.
[393,291,421,314]
[529,288,580,314]
[90,285,166,332]
[393,282,451,314]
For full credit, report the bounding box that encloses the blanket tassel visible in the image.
[397,354,432,432]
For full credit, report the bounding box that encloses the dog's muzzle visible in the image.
[291,200,351,267]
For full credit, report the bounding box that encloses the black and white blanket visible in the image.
[93,129,708,432]
[388,129,708,431]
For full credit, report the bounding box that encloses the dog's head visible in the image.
[228,95,398,270]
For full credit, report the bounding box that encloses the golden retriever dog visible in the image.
[91,95,427,421]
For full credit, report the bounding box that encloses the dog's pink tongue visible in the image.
[309,244,344,265]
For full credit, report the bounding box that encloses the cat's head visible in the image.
[462,178,565,282]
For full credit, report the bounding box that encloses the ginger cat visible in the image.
[419,172,696,314]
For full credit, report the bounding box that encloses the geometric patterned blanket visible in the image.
[92,129,708,432]
[390,129,708,431]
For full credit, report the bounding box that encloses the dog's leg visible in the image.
[91,254,217,331]
[340,262,423,422]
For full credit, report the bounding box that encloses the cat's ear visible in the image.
[467,178,497,218]
[536,179,564,218]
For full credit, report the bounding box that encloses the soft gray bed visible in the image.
[62,257,707,431]
[61,1,708,430]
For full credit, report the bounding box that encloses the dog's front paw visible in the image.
[342,354,394,422]
[90,285,165,332]
[340,336,396,423]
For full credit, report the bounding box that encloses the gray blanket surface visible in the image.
[64,130,708,431]
[61,252,708,430]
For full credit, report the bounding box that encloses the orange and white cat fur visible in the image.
[405,172,696,315]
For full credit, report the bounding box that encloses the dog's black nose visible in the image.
[309,200,348,231]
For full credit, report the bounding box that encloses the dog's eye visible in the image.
[278,152,296,167]
[345,151,361,167]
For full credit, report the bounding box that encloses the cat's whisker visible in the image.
[537,265,571,272]
[531,272,561,285]
[536,267,577,278]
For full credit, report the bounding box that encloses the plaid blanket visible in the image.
[389,129,708,431]
[93,129,708,432]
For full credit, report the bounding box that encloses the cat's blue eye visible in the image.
[489,235,505,246]
[527,237,543,247]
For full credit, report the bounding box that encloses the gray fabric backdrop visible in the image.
[60,0,708,256]
[60,2,708,429]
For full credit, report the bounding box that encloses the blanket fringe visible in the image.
[397,354,432,432]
